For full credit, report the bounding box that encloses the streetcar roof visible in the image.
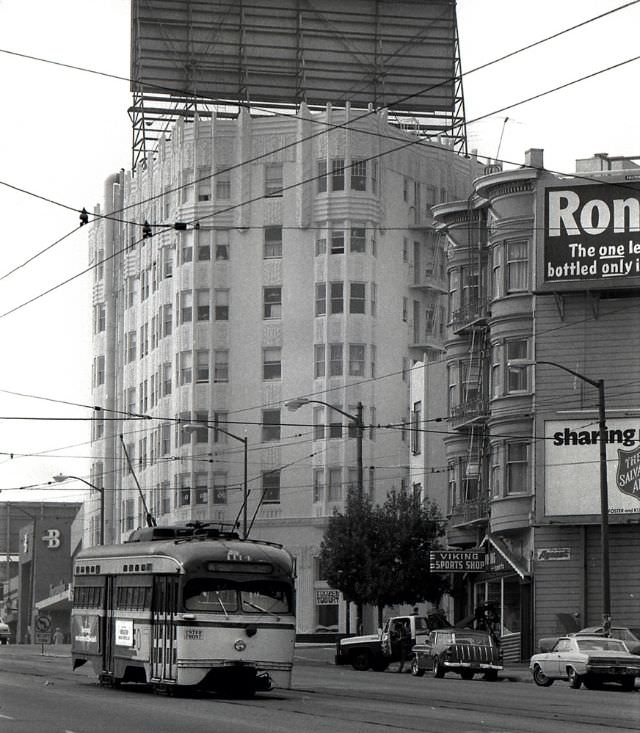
[74,535,294,577]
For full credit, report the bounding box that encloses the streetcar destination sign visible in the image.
[429,550,486,572]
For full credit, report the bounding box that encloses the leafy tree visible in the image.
[320,488,449,630]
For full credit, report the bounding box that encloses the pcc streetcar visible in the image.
[71,522,296,695]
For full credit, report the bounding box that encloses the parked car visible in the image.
[538,625,640,653]
[530,634,640,690]
[0,621,10,644]
[411,628,503,681]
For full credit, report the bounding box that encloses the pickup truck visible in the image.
[335,613,449,672]
[0,621,10,644]
[411,628,503,680]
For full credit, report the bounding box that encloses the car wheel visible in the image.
[433,657,445,679]
[619,676,635,692]
[583,674,602,690]
[532,664,554,687]
[350,651,371,672]
[484,670,499,682]
[410,657,425,677]
[567,667,582,689]
[371,658,389,672]
[460,669,474,680]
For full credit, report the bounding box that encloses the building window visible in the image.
[330,282,344,314]
[350,227,365,253]
[447,462,457,512]
[313,468,324,502]
[162,362,172,396]
[351,159,367,191]
[181,237,193,263]
[263,287,282,319]
[215,166,231,199]
[447,362,459,415]
[490,444,502,497]
[317,160,328,193]
[213,473,227,504]
[491,243,502,300]
[214,350,229,383]
[348,344,365,376]
[197,166,211,202]
[264,163,283,197]
[178,351,192,386]
[197,241,211,261]
[313,406,325,440]
[315,282,326,315]
[506,340,529,393]
[349,283,365,313]
[315,237,326,255]
[196,350,209,383]
[411,401,422,455]
[94,304,106,333]
[216,230,230,260]
[402,297,408,321]
[214,289,229,320]
[314,344,325,378]
[506,442,529,494]
[262,470,280,504]
[263,347,282,380]
[330,231,345,254]
[329,343,343,376]
[262,409,281,442]
[179,290,192,323]
[264,226,282,258]
[328,467,342,501]
[331,159,345,191]
[196,289,210,321]
[195,473,208,504]
[162,303,173,336]
[506,240,529,293]
[161,423,171,455]
[93,355,105,387]
[126,331,137,363]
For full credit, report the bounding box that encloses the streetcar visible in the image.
[71,522,296,696]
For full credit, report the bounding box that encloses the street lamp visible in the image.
[53,474,104,546]
[509,358,610,628]
[286,398,365,497]
[183,422,249,539]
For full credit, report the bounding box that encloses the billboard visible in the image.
[131,0,457,113]
[545,418,640,516]
[540,182,640,292]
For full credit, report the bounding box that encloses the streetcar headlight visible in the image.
[234,639,247,651]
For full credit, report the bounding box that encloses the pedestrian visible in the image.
[52,627,65,644]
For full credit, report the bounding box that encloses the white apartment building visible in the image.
[89,104,484,634]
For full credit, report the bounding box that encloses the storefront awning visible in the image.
[35,586,72,612]
[482,534,530,580]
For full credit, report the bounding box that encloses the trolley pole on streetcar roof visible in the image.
[183,423,249,539]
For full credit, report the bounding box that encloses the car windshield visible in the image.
[453,632,490,644]
[576,639,626,652]
[184,578,292,614]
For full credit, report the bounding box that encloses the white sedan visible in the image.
[530,635,640,691]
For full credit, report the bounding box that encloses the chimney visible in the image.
[524,148,544,169]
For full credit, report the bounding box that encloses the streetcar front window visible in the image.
[184,579,238,612]
[240,582,292,615]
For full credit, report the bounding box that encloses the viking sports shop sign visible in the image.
[429,550,486,573]
[545,418,640,516]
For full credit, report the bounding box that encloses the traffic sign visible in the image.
[35,632,51,645]
[35,615,51,633]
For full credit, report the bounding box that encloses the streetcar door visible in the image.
[102,576,116,675]
[151,576,179,681]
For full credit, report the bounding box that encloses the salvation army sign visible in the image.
[545,418,640,516]
[540,183,640,293]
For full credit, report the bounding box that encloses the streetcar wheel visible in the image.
[371,659,389,672]
[351,651,371,671]
[410,657,425,677]
[484,670,498,682]
[433,657,445,678]
[532,664,554,687]
[568,667,582,689]
[460,669,474,680]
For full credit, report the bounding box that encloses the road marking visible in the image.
[0,713,15,720]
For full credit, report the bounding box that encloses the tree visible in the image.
[320,488,449,630]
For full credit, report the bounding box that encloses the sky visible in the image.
[0,0,639,504]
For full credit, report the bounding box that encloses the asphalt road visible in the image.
[0,645,638,733]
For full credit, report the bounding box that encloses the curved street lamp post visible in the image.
[183,423,248,539]
[510,359,610,628]
[286,398,364,497]
[52,474,104,546]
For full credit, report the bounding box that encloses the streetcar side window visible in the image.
[73,585,104,608]
[116,585,152,610]
[184,579,239,612]
[240,582,292,614]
